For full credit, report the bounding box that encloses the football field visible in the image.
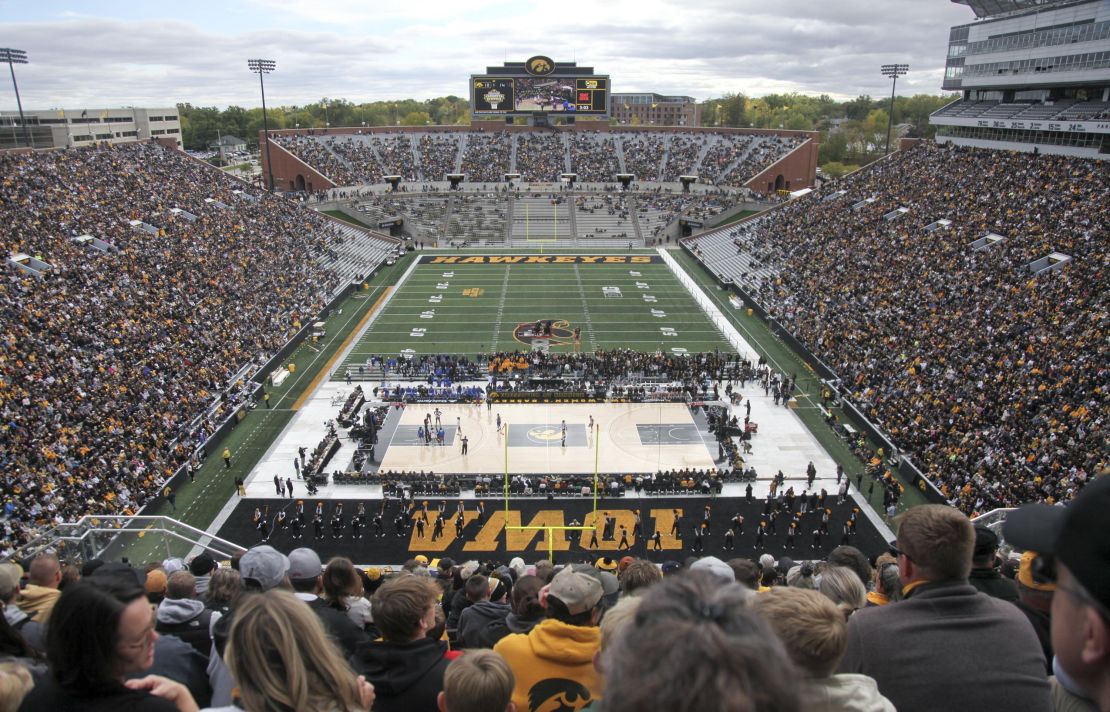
[335,253,733,376]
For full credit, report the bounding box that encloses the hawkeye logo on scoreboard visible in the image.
[525,55,556,76]
[420,255,661,265]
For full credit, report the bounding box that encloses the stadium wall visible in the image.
[746,139,819,194]
[261,136,337,193]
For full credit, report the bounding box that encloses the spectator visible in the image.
[601,569,801,712]
[969,526,1018,602]
[213,589,374,712]
[287,548,369,658]
[1004,472,1110,712]
[838,504,1051,712]
[15,555,61,624]
[202,568,239,618]
[322,557,374,634]
[436,649,514,712]
[351,575,449,712]
[580,596,641,712]
[155,572,212,657]
[816,566,867,619]
[145,570,168,606]
[689,556,737,586]
[785,563,816,590]
[752,586,895,712]
[187,556,216,598]
[826,547,872,591]
[17,569,194,711]
[618,559,662,597]
[1011,551,1055,674]
[865,556,901,607]
[494,567,604,711]
[457,576,510,650]
[473,575,544,650]
[727,558,761,591]
[0,564,43,656]
[446,561,481,636]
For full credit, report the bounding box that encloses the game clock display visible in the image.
[472,76,608,114]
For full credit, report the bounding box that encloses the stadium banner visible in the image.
[418,255,662,265]
[902,459,949,505]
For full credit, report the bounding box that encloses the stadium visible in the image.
[1,1,1108,711]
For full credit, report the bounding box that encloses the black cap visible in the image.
[1004,475,1110,610]
[189,553,217,577]
[973,526,999,558]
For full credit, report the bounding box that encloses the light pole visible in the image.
[247,58,276,192]
[1,48,30,148]
[880,63,908,155]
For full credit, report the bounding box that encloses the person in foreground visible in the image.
[600,569,801,712]
[1006,473,1110,712]
[18,570,192,712]
[752,586,895,712]
[837,504,1051,712]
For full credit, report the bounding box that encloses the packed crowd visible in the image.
[0,142,370,555]
[699,134,757,183]
[514,133,566,182]
[721,135,802,186]
[698,141,1107,512]
[6,480,1108,711]
[416,135,461,182]
[568,133,622,182]
[661,134,707,182]
[621,134,666,181]
[458,132,512,183]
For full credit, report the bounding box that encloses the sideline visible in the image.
[291,286,392,411]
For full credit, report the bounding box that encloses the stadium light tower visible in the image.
[880,63,908,155]
[1,48,30,148]
[247,58,276,192]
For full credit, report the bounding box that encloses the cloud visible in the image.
[1,1,970,110]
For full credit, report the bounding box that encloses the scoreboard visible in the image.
[471,76,610,115]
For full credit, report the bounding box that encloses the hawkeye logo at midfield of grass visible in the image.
[420,255,662,264]
[513,318,577,349]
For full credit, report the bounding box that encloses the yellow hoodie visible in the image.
[494,618,602,711]
[16,584,60,623]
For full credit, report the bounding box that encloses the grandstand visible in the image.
[933,0,1110,156]
[682,140,1107,515]
[269,126,811,194]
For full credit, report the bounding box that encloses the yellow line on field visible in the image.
[291,286,392,411]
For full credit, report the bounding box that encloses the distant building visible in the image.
[0,107,182,150]
[611,93,701,127]
[931,0,1110,157]
[209,134,248,153]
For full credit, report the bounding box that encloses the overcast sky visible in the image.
[2,1,972,110]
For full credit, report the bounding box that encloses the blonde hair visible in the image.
[442,649,514,712]
[817,566,867,617]
[0,662,32,712]
[226,590,365,712]
[751,586,847,678]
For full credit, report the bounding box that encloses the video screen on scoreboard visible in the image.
[472,76,608,114]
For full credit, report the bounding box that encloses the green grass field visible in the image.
[335,255,734,375]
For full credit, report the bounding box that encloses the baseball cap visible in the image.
[548,567,603,615]
[366,567,382,582]
[1004,475,1110,609]
[162,558,186,575]
[240,545,291,590]
[973,526,999,558]
[690,556,736,583]
[1016,551,1056,593]
[414,555,429,566]
[661,561,683,576]
[288,548,323,581]
[189,553,217,577]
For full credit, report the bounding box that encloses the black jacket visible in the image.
[350,637,449,712]
[305,597,371,658]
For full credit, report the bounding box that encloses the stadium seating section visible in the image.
[685,141,1107,514]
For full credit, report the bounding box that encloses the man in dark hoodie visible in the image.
[352,574,450,712]
[456,574,510,649]
[473,574,545,649]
